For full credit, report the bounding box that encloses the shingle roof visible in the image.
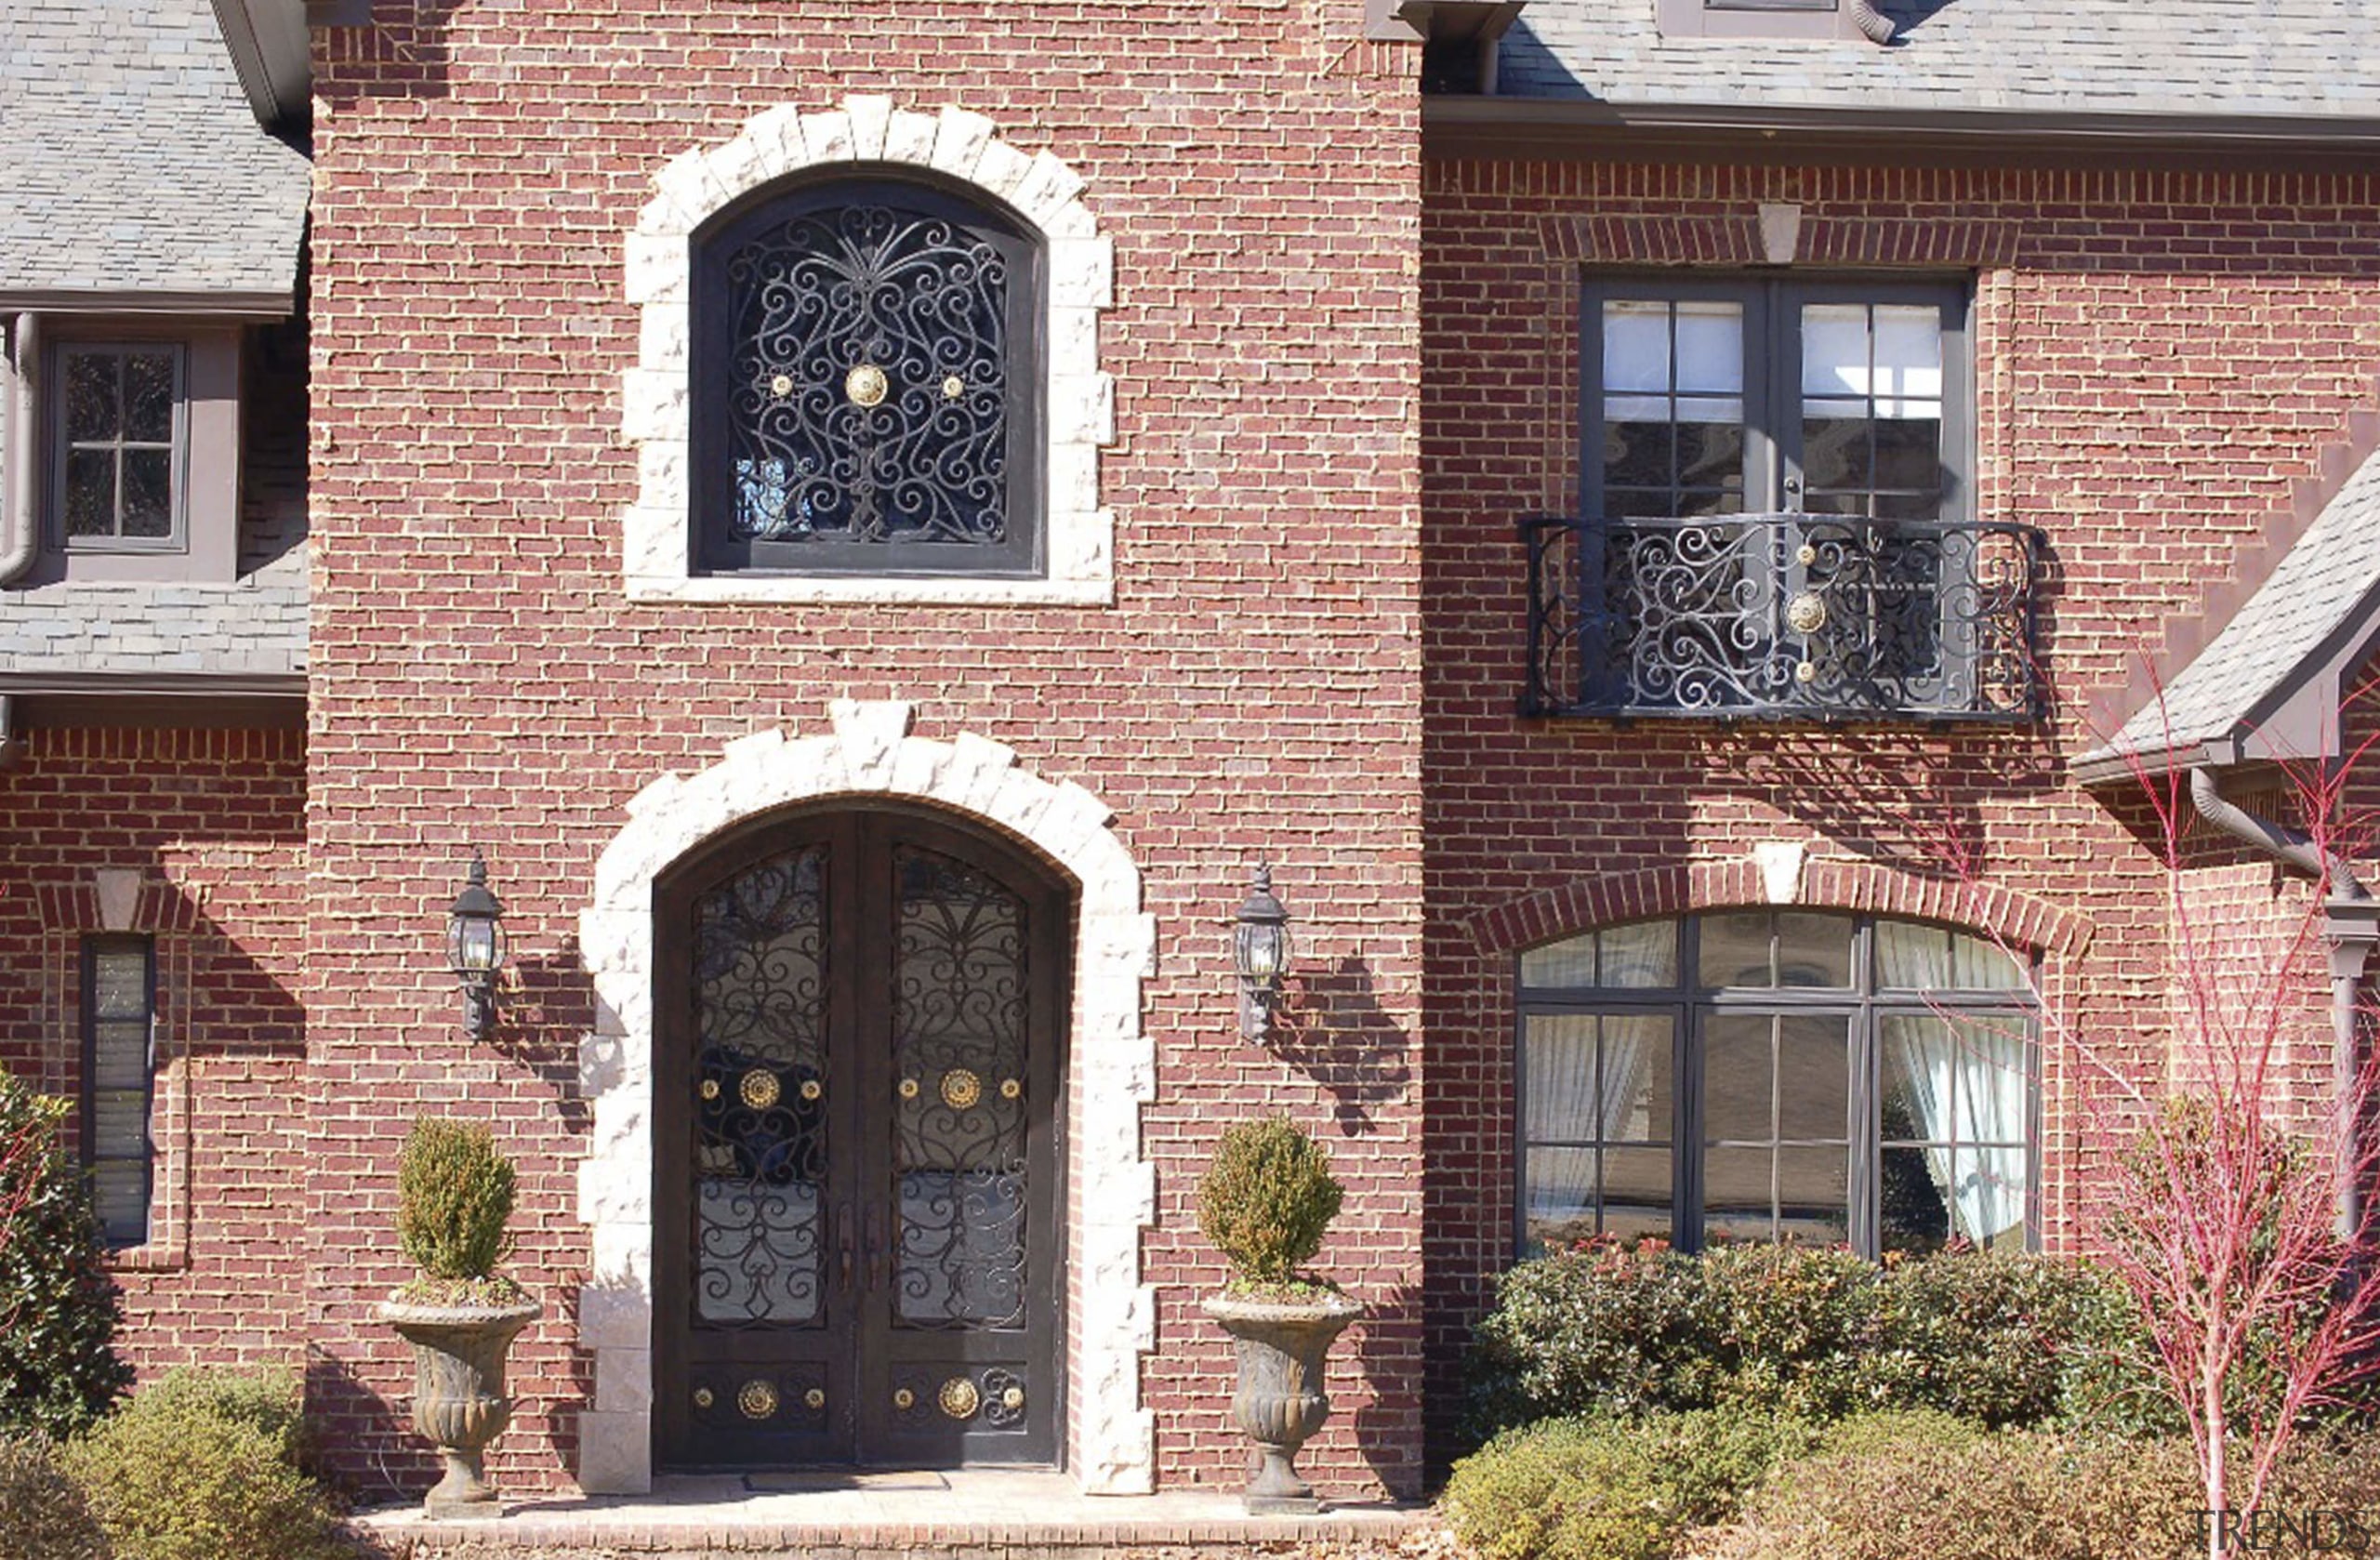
[0,0,311,297]
[2082,447,2380,776]
[1501,0,2380,121]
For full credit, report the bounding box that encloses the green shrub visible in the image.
[1197,1116,1343,1289]
[1446,1408,1819,1560]
[0,1432,107,1560]
[0,1071,131,1437]
[1462,1241,2158,1445]
[1717,1424,2205,1560]
[396,1117,517,1285]
[63,1367,343,1560]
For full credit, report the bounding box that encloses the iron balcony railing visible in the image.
[1521,512,2046,721]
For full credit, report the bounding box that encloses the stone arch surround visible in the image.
[620,95,1116,605]
[573,700,1157,1493]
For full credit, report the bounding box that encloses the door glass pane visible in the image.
[692,847,829,1327]
[1603,302,1672,392]
[1703,1013,1773,1142]
[1673,303,1742,395]
[1799,301,1945,520]
[1775,1013,1849,1141]
[1600,298,1745,520]
[1801,305,1871,400]
[892,847,1030,1329]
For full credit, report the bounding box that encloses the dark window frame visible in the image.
[49,341,190,554]
[1514,912,2041,1261]
[1578,273,1974,527]
[689,173,1047,580]
[79,934,157,1250]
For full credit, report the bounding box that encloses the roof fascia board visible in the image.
[209,0,311,130]
[0,290,293,320]
[2070,737,2235,789]
[0,671,304,699]
[1424,97,2380,165]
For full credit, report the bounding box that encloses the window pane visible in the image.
[91,1162,148,1246]
[1875,921,1950,988]
[1524,1014,1598,1142]
[91,948,150,1018]
[1777,1144,1849,1244]
[1673,303,1743,396]
[1950,932,2027,989]
[122,449,174,538]
[1603,419,1673,493]
[123,351,176,443]
[1704,1013,1773,1142]
[1800,415,1868,493]
[1677,422,1746,491]
[1871,416,1941,494]
[1601,1146,1673,1240]
[1879,1016,1944,1142]
[1699,912,1772,986]
[64,351,120,443]
[1702,1144,1773,1241]
[1880,1144,1951,1254]
[1521,932,1597,989]
[1774,913,1853,987]
[1801,305,1870,399]
[90,1091,150,1157]
[91,1021,150,1090]
[1524,1147,1599,1251]
[63,450,114,537]
[1961,1019,2032,1143]
[1953,1145,2030,1249]
[1599,920,1678,988]
[1602,302,1672,393]
[1776,1013,1849,1140]
[1872,306,1944,408]
[1602,1014,1674,1143]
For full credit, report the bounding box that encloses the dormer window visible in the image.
[58,345,186,550]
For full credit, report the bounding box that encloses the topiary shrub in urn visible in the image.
[377,1118,540,1518]
[1198,1114,1359,1514]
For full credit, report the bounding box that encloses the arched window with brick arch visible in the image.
[690,175,1044,578]
[1515,908,2039,1259]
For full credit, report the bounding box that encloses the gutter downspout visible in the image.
[2189,766,2372,1239]
[4,312,42,586]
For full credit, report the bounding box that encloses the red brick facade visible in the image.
[0,726,308,1375]
[298,0,1424,1504]
[1418,156,2380,1441]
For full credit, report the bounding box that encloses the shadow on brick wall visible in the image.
[1272,957,1413,1137]
[1347,1279,1427,1501]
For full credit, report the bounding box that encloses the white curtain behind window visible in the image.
[1880,1014,2030,1247]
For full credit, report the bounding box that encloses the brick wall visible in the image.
[0,725,308,1378]
[304,0,1422,1501]
[1419,156,2380,1459]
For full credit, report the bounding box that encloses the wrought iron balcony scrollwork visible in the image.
[1521,512,2045,721]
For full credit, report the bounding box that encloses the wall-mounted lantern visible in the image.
[446,850,506,1039]
[1233,863,1291,1042]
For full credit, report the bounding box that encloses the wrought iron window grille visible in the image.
[1521,511,2045,721]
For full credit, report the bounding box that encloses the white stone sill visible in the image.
[624,574,1116,606]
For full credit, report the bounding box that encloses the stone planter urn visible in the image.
[1203,1291,1363,1514]
[378,1297,542,1518]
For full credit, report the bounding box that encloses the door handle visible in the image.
[836,1203,854,1291]
[865,1202,887,1293]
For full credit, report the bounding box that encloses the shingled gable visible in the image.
[2073,447,2380,786]
[0,0,310,304]
[1490,0,2380,129]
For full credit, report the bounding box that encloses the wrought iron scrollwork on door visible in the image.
[692,848,830,1328]
[726,201,1012,548]
[891,847,1030,1330]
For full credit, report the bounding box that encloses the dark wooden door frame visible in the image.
[653,802,1069,1471]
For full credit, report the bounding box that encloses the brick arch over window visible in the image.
[574,700,1157,1495]
[1464,859,2094,962]
[621,96,1116,605]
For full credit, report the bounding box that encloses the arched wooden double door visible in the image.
[654,807,1064,1469]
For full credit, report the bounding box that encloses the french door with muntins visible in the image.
[654,810,1063,1469]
